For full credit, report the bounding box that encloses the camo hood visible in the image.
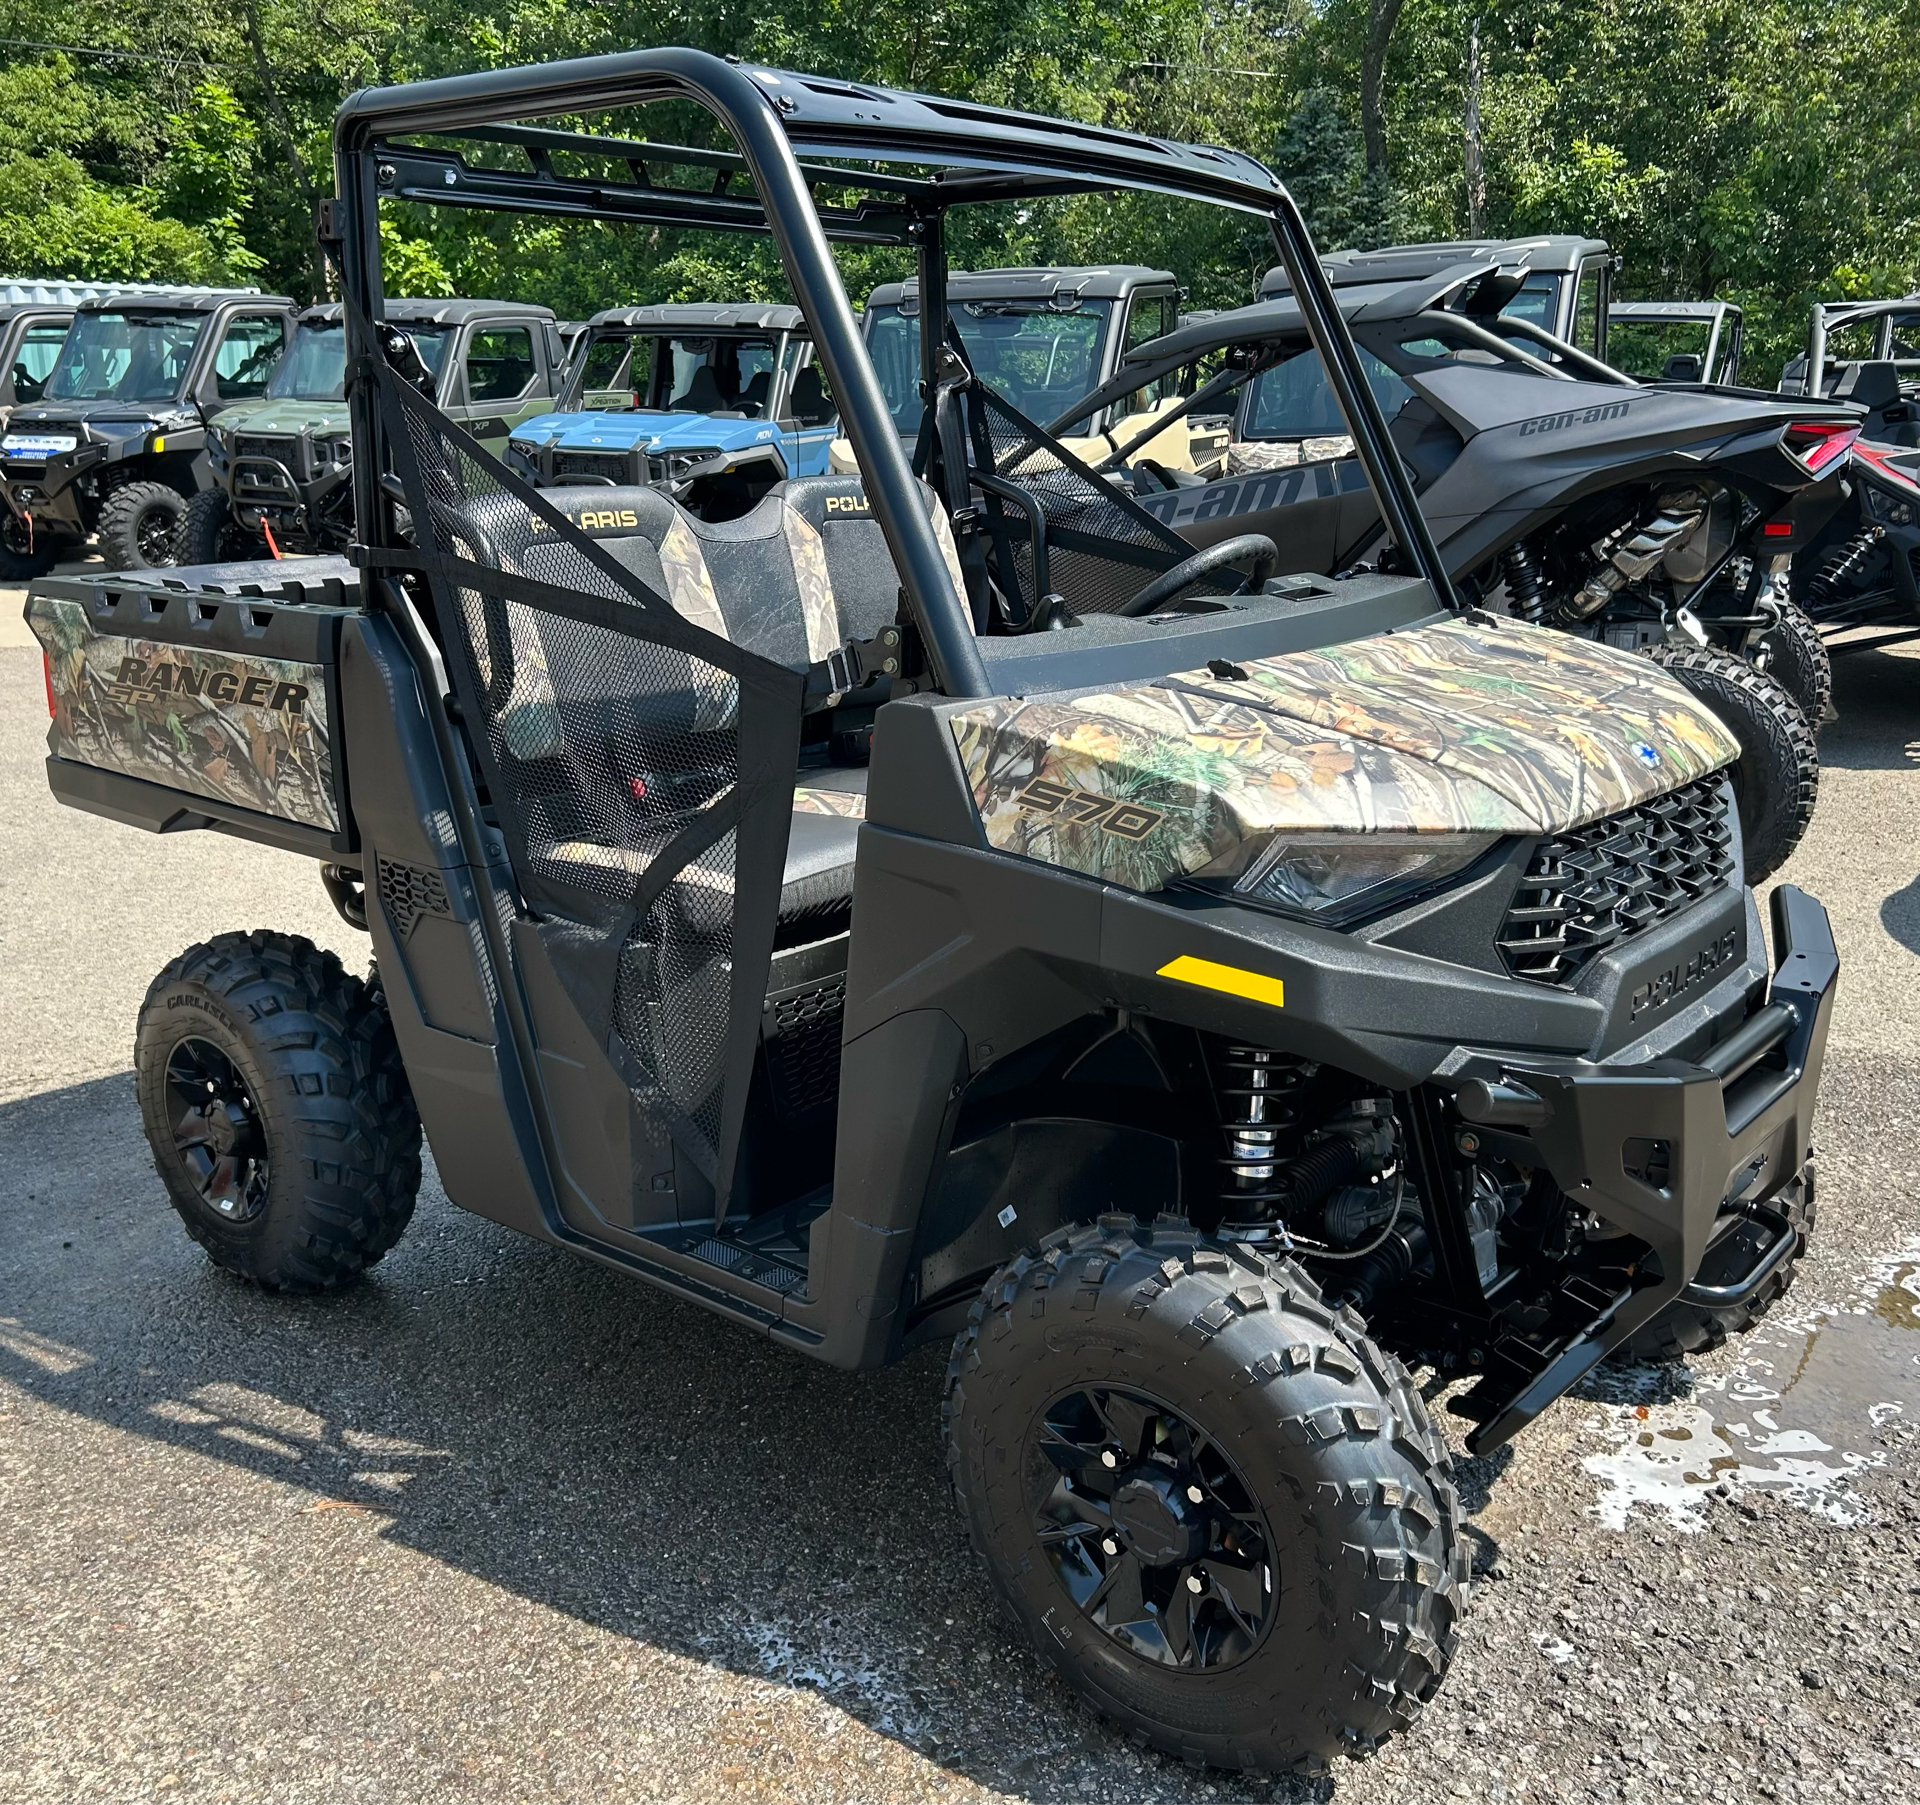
[948,615,1740,893]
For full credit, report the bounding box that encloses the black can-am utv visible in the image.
[1010,264,1856,878]
[1,289,295,574]
[26,53,1837,1775]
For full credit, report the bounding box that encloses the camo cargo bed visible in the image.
[23,557,362,859]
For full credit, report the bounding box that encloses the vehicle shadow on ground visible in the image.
[1880,876,1920,955]
[1815,643,1920,771]
[0,1075,1379,1802]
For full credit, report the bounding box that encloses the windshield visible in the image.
[1609,320,1713,381]
[268,321,346,400]
[867,299,1116,435]
[1494,275,1563,338]
[265,320,453,403]
[45,311,207,404]
[1240,345,1410,441]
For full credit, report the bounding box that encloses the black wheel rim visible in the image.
[1029,1386,1274,1670]
[163,1037,270,1222]
[136,504,178,565]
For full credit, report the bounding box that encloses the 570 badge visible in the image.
[1014,779,1164,840]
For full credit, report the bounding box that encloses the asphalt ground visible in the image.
[2,625,1919,1804]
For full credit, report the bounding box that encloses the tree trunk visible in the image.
[1360,0,1410,174]
[238,0,327,299]
[1464,16,1486,235]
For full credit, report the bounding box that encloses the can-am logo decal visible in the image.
[108,656,311,715]
[1518,400,1632,438]
[1630,928,1740,1018]
[1134,457,1369,530]
[1015,779,1163,840]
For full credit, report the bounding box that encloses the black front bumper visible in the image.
[1444,883,1837,1450]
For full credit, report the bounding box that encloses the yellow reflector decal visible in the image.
[1156,955,1285,1009]
[152,436,165,453]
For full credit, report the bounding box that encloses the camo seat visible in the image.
[430,481,923,933]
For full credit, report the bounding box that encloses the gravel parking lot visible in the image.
[3,623,1918,1805]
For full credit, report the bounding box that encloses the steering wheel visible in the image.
[1118,534,1280,618]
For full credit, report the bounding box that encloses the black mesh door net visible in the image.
[374,368,804,1208]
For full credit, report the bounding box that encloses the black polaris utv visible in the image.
[1,289,295,574]
[180,297,567,563]
[1057,264,1858,877]
[26,53,1836,1777]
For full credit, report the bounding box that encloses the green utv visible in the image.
[182,297,566,562]
[26,54,1836,1775]
[1,289,294,574]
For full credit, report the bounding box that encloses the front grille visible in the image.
[554,450,631,483]
[235,434,299,465]
[1497,775,1736,985]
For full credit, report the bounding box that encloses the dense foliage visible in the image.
[0,0,1913,378]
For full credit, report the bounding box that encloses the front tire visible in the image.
[175,488,265,565]
[135,931,422,1291]
[944,1219,1467,1774]
[1644,644,1817,882]
[97,479,189,569]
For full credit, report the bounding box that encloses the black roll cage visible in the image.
[332,47,1455,700]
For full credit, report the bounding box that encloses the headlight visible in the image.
[1208,831,1499,926]
[205,426,226,455]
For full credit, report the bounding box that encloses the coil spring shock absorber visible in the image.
[1808,525,1886,610]
[1501,539,1549,622]
[1213,1046,1313,1221]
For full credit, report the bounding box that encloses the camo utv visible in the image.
[27,52,1837,1778]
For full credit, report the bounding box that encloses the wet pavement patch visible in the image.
[1580,1239,1920,1532]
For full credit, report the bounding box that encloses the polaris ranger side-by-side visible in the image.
[2,290,293,574]
[181,297,565,562]
[27,54,1835,1775]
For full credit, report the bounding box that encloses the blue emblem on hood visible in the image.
[1633,743,1661,767]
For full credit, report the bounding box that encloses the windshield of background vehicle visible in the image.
[867,300,1115,434]
[1239,345,1410,442]
[1608,321,1712,380]
[44,311,207,403]
[575,332,781,415]
[266,321,453,402]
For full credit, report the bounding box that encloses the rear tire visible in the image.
[135,931,422,1292]
[944,1218,1467,1774]
[0,512,57,580]
[1644,644,1816,882]
[1756,600,1834,726]
[175,488,265,565]
[1612,1167,1816,1364]
[97,480,189,569]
